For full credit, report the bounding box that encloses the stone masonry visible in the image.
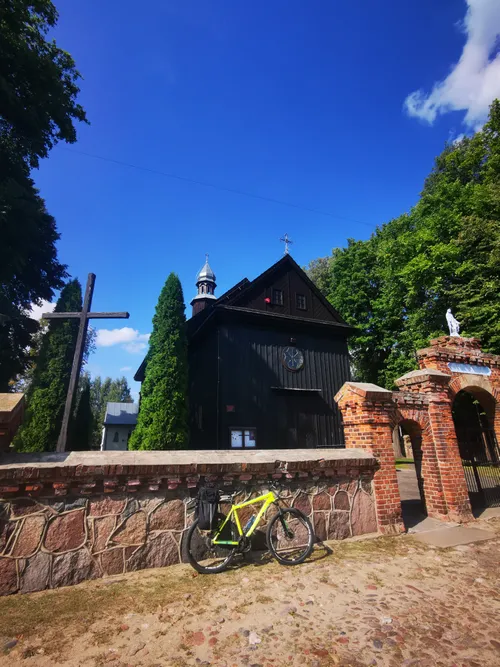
[0,449,377,596]
[335,336,500,529]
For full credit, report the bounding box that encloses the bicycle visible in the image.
[184,484,315,574]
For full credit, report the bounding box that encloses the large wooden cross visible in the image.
[43,273,129,452]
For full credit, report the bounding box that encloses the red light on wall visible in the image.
[264,297,271,304]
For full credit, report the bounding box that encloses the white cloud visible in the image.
[120,366,133,372]
[122,341,150,354]
[452,132,466,145]
[404,0,500,128]
[96,327,150,354]
[29,300,55,320]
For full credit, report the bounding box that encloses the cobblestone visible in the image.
[1,519,500,666]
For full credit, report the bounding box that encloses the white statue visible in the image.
[446,308,460,337]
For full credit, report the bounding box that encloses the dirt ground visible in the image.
[0,517,499,667]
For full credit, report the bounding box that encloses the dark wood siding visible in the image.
[234,264,338,323]
[216,321,350,449]
[188,329,218,448]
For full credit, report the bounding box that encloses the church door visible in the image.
[285,395,318,448]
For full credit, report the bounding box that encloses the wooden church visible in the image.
[136,252,352,449]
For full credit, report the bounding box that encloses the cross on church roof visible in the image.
[280,233,293,255]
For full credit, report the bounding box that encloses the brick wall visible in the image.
[335,336,500,527]
[334,383,404,535]
[0,449,377,596]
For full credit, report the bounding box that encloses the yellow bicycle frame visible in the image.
[212,491,277,546]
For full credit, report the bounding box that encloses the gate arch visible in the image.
[451,385,500,508]
[395,417,427,522]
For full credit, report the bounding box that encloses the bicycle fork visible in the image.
[278,511,294,539]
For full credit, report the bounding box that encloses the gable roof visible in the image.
[215,277,250,304]
[104,402,138,426]
[135,254,353,382]
[223,254,348,324]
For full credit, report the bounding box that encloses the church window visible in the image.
[296,294,307,310]
[230,429,256,448]
[113,431,119,443]
[272,289,284,306]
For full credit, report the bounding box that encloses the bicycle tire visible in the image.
[184,516,237,574]
[266,508,314,565]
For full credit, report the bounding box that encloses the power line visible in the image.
[61,146,374,229]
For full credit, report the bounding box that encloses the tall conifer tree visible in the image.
[14,279,82,452]
[130,273,188,450]
[69,374,93,451]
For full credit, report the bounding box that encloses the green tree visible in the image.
[0,0,88,389]
[89,375,133,448]
[0,0,88,168]
[130,273,188,450]
[13,279,82,451]
[0,163,67,390]
[307,100,500,388]
[69,373,93,451]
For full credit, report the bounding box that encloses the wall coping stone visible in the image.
[335,382,393,403]
[395,369,451,388]
[0,450,377,493]
[429,336,481,349]
[0,449,374,467]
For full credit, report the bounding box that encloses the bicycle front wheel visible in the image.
[266,508,314,565]
[184,516,237,574]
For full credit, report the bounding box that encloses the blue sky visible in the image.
[31,0,500,398]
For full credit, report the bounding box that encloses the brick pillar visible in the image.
[418,423,449,518]
[427,384,473,522]
[398,369,473,522]
[493,390,500,447]
[335,383,404,535]
[395,374,448,520]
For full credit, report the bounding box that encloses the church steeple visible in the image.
[191,254,217,316]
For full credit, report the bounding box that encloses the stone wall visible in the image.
[0,449,377,596]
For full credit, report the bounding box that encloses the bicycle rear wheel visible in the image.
[184,515,237,574]
[266,508,314,565]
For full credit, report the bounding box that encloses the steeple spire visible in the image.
[191,254,217,316]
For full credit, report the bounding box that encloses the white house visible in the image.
[101,402,138,451]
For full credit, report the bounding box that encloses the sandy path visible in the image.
[0,518,499,667]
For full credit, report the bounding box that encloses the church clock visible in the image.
[282,346,305,371]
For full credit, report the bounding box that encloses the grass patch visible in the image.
[0,533,431,657]
[366,572,384,587]
[0,566,227,655]
[91,627,116,646]
[255,594,273,604]
[327,534,427,562]
[396,458,414,465]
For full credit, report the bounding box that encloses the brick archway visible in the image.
[335,336,500,533]
[396,417,427,516]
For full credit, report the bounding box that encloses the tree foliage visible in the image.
[0,162,68,390]
[89,375,133,448]
[13,279,82,452]
[0,0,88,168]
[69,373,93,451]
[307,100,500,388]
[0,0,88,389]
[130,273,188,450]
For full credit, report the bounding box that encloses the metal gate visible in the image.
[460,428,500,508]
